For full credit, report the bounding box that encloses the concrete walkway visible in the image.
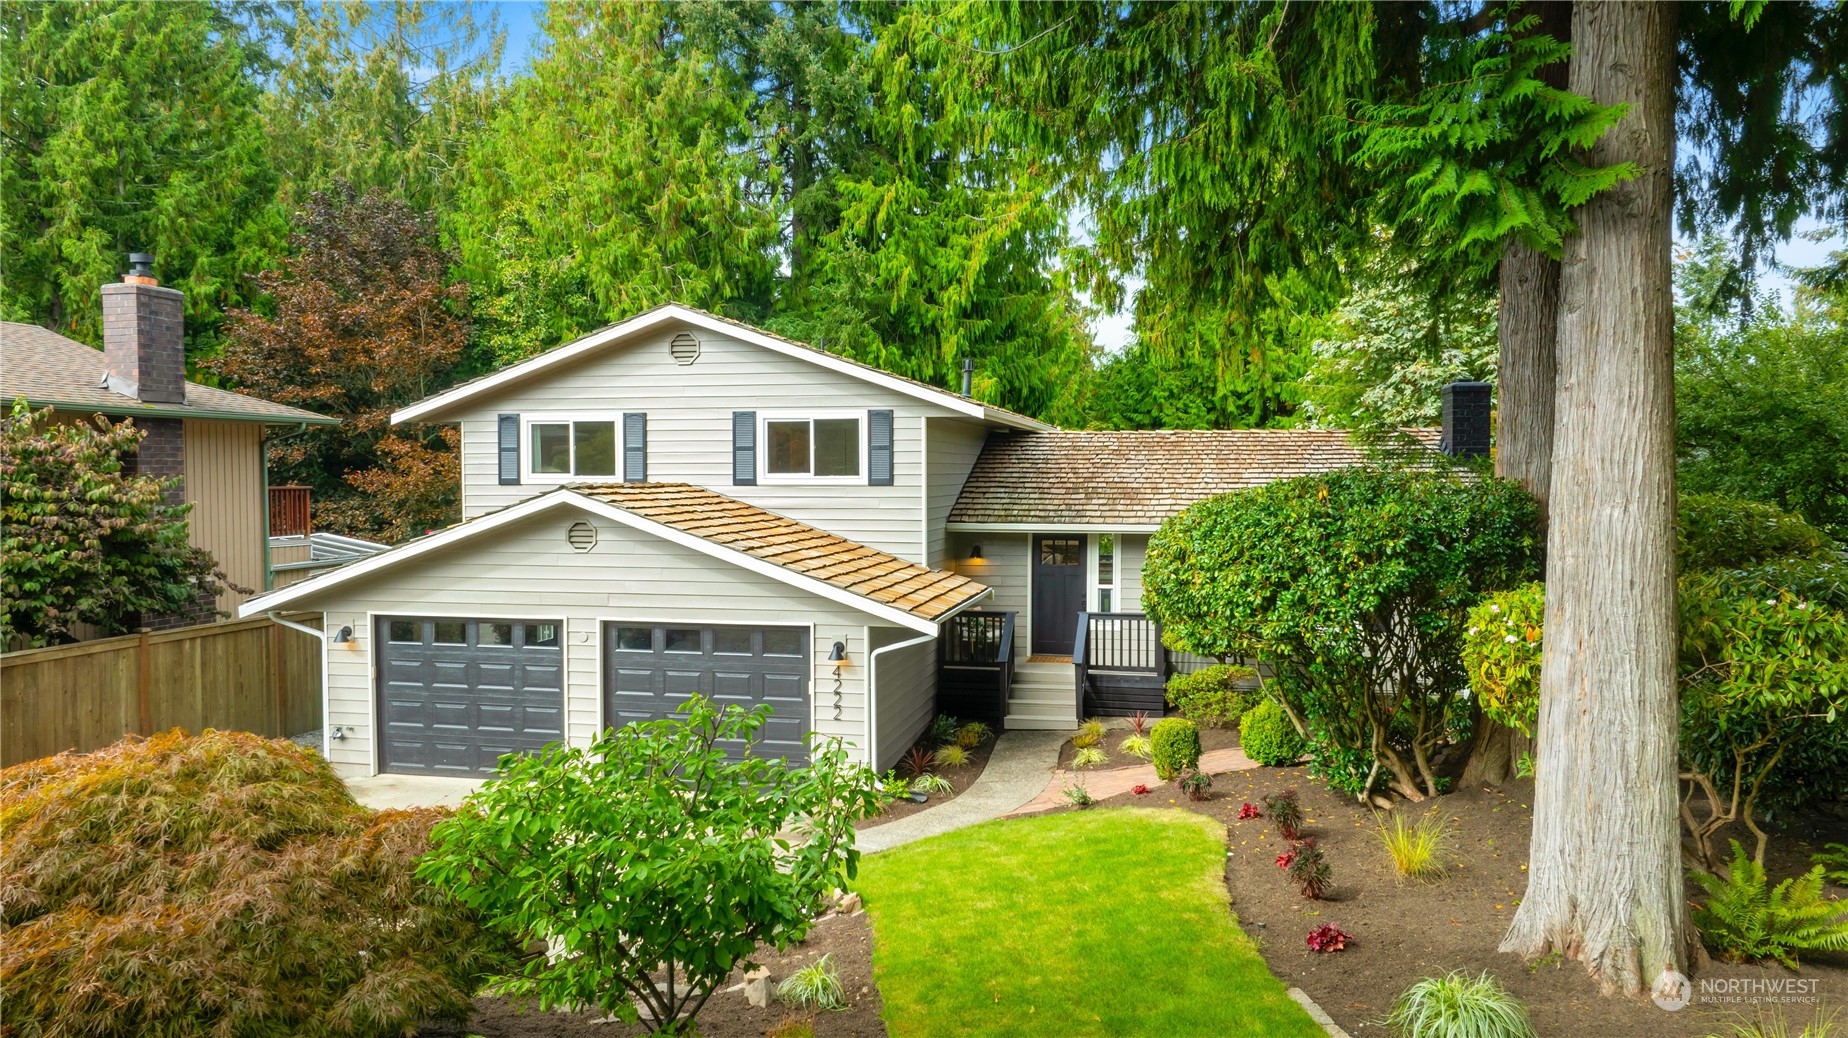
[856,729,1068,854]
[1010,746,1257,815]
[346,774,483,810]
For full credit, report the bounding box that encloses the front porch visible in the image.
[938,610,1184,729]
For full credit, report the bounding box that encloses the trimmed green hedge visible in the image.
[1238,700,1304,766]
[1150,717,1202,781]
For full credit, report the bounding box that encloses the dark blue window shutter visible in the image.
[732,411,756,485]
[868,409,894,486]
[623,413,647,482]
[497,414,520,485]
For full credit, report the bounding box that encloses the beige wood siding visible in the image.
[924,418,989,568]
[947,531,1031,664]
[870,626,937,772]
[182,420,266,613]
[292,509,881,777]
[453,322,971,563]
[1118,534,1149,613]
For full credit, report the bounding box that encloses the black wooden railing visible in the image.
[1076,612,1170,718]
[938,610,1014,726]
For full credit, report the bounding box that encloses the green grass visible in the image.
[855,808,1323,1038]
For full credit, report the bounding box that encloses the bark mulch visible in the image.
[853,731,995,830]
[420,908,885,1038]
[1077,764,1848,1038]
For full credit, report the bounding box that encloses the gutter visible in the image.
[868,631,939,774]
[20,395,340,426]
[267,611,335,750]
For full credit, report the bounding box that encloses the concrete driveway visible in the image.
[345,774,484,810]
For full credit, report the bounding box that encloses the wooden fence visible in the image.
[1,615,323,767]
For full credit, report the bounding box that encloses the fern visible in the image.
[1816,844,1848,888]
[1692,841,1848,968]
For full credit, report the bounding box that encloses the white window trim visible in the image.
[758,409,869,485]
[1090,534,1117,614]
[521,413,627,483]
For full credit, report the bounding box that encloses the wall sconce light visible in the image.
[968,544,984,561]
[828,641,847,664]
[333,625,354,644]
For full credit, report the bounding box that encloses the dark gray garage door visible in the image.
[376,617,566,776]
[604,623,810,764]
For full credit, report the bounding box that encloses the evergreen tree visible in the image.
[0,0,283,351]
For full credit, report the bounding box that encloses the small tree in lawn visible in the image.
[1144,464,1541,802]
[417,697,882,1034]
[1,400,224,647]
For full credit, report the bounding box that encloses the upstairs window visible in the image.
[527,417,618,478]
[762,414,862,481]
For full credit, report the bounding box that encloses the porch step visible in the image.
[1003,711,1076,731]
[1004,657,1077,731]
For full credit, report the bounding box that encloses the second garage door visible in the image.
[376,617,566,776]
[604,623,811,764]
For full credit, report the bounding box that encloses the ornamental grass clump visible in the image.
[777,954,847,1012]
[1071,746,1110,769]
[1071,717,1108,749]
[0,729,510,1038]
[1376,809,1454,882]
[1386,970,1537,1038]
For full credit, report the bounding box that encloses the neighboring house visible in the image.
[1,256,338,625]
[266,485,389,589]
[238,303,1489,779]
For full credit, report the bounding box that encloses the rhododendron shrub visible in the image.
[0,729,510,1037]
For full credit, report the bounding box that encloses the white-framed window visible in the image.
[1093,533,1116,613]
[523,414,622,481]
[759,410,865,483]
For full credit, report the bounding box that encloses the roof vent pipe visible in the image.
[960,358,974,398]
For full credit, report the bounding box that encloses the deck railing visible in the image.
[1076,612,1169,717]
[269,485,312,537]
[938,610,1014,725]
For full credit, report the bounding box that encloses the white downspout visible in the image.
[869,631,937,773]
[268,611,333,754]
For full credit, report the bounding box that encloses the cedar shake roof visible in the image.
[574,482,990,621]
[0,322,336,425]
[947,428,1445,526]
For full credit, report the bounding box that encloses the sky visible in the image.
[485,1,1838,354]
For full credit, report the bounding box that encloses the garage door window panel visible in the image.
[375,616,565,776]
[602,623,811,765]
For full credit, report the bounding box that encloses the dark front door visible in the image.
[1031,535,1086,656]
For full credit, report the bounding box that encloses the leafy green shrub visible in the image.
[1460,583,1545,736]
[879,773,912,802]
[1149,717,1201,781]
[926,714,961,746]
[1262,789,1304,840]
[1145,466,1541,801]
[1071,717,1107,749]
[1238,699,1305,766]
[1071,746,1109,769]
[1386,970,1537,1038]
[1677,493,1834,572]
[1061,779,1095,807]
[0,729,508,1037]
[955,721,993,749]
[934,744,971,768]
[777,954,846,1012]
[1690,842,1848,968]
[1165,664,1260,727]
[1376,809,1453,882]
[418,697,879,1032]
[1816,844,1848,887]
[1178,769,1212,801]
[1118,733,1152,760]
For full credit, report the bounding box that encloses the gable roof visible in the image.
[0,322,338,426]
[389,303,1049,430]
[240,482,990,633]
[947,428,1445,528]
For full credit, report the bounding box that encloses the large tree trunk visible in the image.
[1499,1,1697,996]
[1464,1,1570,789]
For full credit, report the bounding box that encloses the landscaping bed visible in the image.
[1088,765,1848,1038]
[1054,718,1242,772]
[421,909,886,1038]
[855,729,996,830]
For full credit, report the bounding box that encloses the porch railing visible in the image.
[938,610,1014,726]
[1076,612,1169,718]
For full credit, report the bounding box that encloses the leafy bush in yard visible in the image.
[1690,841,1848,968]
[1386,970,1537,1038]
[899,745,935,777]
[1460,582,1546,736]
[1816,844,1848,887]
[911,773,955,796]
[418,697,880,1034]
[1677,492,1835,572]
[1238,699,1305,765]
[1149,717,1201,781]
[1177,769,1212,801]
[927,714,961,746]
[1145,466,1541,801]
[1262,789,1305,840]
[1305,923,1351,953]
[0,729,508,1037]
[1165,664,1260,727]
[955,721,992,748]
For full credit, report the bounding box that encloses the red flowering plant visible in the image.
[1131,784,1152,795]
[1275,850,1297,870]
[1285,838,1332,899]
[1305,923,1351,953]
[1238,802,1263,820]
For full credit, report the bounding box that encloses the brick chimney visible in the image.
[101,253,186,404]
[1440,381,1492,458]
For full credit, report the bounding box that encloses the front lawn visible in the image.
[855,808,1323,1038]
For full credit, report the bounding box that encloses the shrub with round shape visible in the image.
[1238,699,1304,766]
[1149,717,1201,781]
[1164,664,1260,728]
[0,729,510,1037]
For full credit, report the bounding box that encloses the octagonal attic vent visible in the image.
[669,332,700,365]
[567,521,597,552]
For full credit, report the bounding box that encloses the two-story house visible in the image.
[240,304,1484,780]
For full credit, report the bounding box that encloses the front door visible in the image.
[1031,535,1086,656]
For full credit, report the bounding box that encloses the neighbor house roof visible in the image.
[0,322,338,425]
[947,428,1445,528]
[389,303,1049,431]
[241,482,989,633]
